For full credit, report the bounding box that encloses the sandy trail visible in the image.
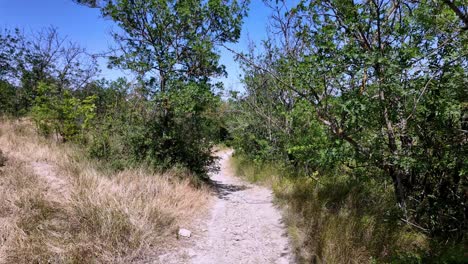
[159,149,292,264]
[31,161,71,199]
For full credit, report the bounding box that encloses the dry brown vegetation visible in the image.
[231,155,430,264]
[0,118,210,263]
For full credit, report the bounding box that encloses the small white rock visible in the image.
[178,228,191,238]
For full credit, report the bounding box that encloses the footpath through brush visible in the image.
[159,149,293,264]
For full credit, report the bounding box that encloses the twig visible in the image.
[400,218,429,233]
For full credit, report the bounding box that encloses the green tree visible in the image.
[103,0,248,88]
[0,80,17,115]
[82,0,249,175]
[0,28,23,81]
[0,27,98,114]
[232,0,466,240]
[32,82,97,141]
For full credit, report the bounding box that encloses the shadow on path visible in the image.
[207,179,249,200]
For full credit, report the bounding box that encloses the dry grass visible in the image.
[275,176,430,264]
[229,155,280,187]
[231,155,430,264]
[0,118,210,263]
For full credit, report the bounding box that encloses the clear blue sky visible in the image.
[0,0,273,91]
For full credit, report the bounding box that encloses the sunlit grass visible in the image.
[231,154,431,263]
[0,118,209,263]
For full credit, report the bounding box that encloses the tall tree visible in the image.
[233,0,467,237]
[102,0,248,91]
[0,27,98,114]
[76,0,249,175]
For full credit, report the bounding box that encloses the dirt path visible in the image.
[159,149,293,264]
[31,161,71,200]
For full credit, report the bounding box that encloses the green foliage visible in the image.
[0,80,17,115]
[1,27,98,115]
[228,0,467,261]
[31,82,96,141]
[77,0,249,175]
[2,1,465,261]
[102,0,248,84]
[0,28,23,80]
[80,78,223,175]
[1,0,248,176]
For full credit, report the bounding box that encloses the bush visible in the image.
[0,80,17,115]
[31,82,96,141]
[82,80,221,177]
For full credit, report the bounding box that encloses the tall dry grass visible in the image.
[231,155,430,264]
[0,118,210,263]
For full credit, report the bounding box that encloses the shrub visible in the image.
[31,82,96,141]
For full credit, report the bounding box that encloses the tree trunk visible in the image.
[388,165,407,210]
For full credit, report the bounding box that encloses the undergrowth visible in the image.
[231,154,466,264]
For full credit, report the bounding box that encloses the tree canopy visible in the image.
[229,0,466,244]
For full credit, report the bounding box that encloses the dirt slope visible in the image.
[0,120,210,263]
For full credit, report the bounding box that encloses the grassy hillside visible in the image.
[0,119,209,263]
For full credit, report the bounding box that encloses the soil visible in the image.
[158,149,293,264]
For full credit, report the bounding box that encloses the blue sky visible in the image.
[0,0,272,91]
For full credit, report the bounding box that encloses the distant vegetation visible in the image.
[0,0,466,263]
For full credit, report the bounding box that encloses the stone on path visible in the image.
[178,228,191,238]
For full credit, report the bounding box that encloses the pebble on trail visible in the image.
[178,228,191,238]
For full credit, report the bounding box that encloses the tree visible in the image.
[102,0,248,90]
[0,27,98,114]
[0,80,17,115]
[0,29,24,115]
[79,0,249,175]
[232,0,466,238]
[31,82,97,141]
[0,28,23,81]
[19,27,98,93]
